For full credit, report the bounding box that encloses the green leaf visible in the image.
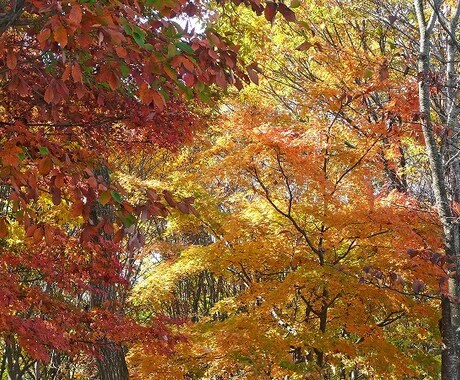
[132,27,146,47]
[175,41,194,55]
[120,63,129,78]
[38,146,49,155]
[167,44,179,58]
[121,20,132,35]
[363,69,373,79]
[123,213,136,228]
[111,190,122,204]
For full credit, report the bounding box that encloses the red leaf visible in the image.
[183,72,195,87]
[188,205,199,217]
[88,176,98,188]
[33,227,43,243]
[278,3,296,22]
[247,65,259,85]
[146,189,159,201]
[114,229,124,244]
[176,202,190,214]
[264,2,277,22]
[103,222,114,235]
[183,196,195,205]
[412,279,425,294]
[163,190,176,207]
[51,187,62,205]
[296,41,312,51]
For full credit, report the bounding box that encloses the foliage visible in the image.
[0,0,454,378]
[128,3,446,375]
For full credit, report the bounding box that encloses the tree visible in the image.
[412,2,460,378]
[129,5,446,375]
[0,0,275,377]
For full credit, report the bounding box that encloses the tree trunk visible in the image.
[95,340,129,380]
[89,166,129,380]
[5,338,21,380]
[414,1,460,378]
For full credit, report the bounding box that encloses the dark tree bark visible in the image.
[89,166,129,380]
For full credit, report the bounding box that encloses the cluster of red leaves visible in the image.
[0,0,297,364]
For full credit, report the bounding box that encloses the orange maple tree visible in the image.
[128,2,449,378]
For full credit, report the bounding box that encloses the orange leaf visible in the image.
[152,92,166,111]
[33,227,43,243]
[68,4,83,25]
[296,41,312,51]
[26,224,38,238]
[38,156,53,175]
[6,50,17,70]
[54,174,65,188]
[44,85,54,104]
[71,200,83,217]
[99,190,111,206]
[115,47,127,58]
[0,218,8,238]
[54,24,68,47]
[61,64,71,80]
[44,225,54,245]
[37,28,51,47]
[71,63,83,83]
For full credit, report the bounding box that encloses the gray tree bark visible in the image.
[414,1,460,378]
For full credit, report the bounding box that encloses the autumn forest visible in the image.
[2,0,460,379]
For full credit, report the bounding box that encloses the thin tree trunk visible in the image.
[5,338,21,380]
[414,1,460,378]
